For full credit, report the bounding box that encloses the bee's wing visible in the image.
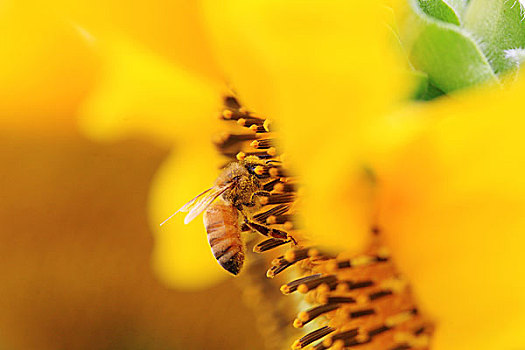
[182,183,233,224]
[159,183,234,227]
[177,187,213,213]
[159,187,213,226]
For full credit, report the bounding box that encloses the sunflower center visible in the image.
[215,95,434,350]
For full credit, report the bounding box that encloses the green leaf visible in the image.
[417,0,461,25]
[409,69,430,99]
[463,0,525,74]
[410,70,446,101]
[400,0,497,93]
[422,81,446,100]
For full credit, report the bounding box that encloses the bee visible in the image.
[160,156,295,275]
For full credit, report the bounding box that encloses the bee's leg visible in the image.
[249,190,271,205]
[244,218,297,244]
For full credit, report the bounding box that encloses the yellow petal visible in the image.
[203,0,411,123]
[203,0,413,251]
[379,80,525,349]
[302,107,431,250]
[49,0,223,80]
[149,144,228,290]
[206,1,412,252]
[0,1,97,132]
[78,36,221,146]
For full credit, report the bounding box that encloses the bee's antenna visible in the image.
[159,210,180,226]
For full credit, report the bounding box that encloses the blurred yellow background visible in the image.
[0,0,266,349]
[0,128,267,350]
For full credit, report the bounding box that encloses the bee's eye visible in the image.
[246,165,258,175]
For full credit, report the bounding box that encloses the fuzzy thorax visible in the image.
[216,160,263,208]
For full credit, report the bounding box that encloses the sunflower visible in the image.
[69,0,525,349]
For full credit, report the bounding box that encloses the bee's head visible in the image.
[241,156,268,178]
[217,160,262,206]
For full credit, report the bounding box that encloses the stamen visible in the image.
[284,247,317,262]
[249,125,268,133]
[322,328,360,347]
[368,324,391,337]
[394,330,430,348]
[319,296,356,305]
[380,277,408,294]
[389,344,411,350]
[385,309,418,327]
[328,254,389,271]
[273,182,296,193]
[237,117,265,127]
[221,108,253,121]
[236,151,274,160]
[269,167,287,178]
[259,193,295,205]
[216,96,433,350]
[280,274,323,294]
[271,255,286,266]
[294,303,340,328]
[338,280,375,291]
[266,248,318,278]
[281,275,337,295]
[368,289,394,301]
[267,260,294,278]
[265,159,281,165]
[291,326,335,349]
[250,139,273,149]
[328,309,419,349]
[266,214,294,225]
[349,308,376,319]
[262,178,281,192]
[253,237,290,253]
[344,337,371,348]
[413,327,425,336]
[253,204,289,223]
[223,96,241,109]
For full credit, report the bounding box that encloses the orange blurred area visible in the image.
[0,131,264,350]
[0,1,271,348]
[0,2,98,131]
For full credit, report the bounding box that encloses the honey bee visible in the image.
[160,156,295,275]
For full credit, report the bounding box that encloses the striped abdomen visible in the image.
[203,202,245,275]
